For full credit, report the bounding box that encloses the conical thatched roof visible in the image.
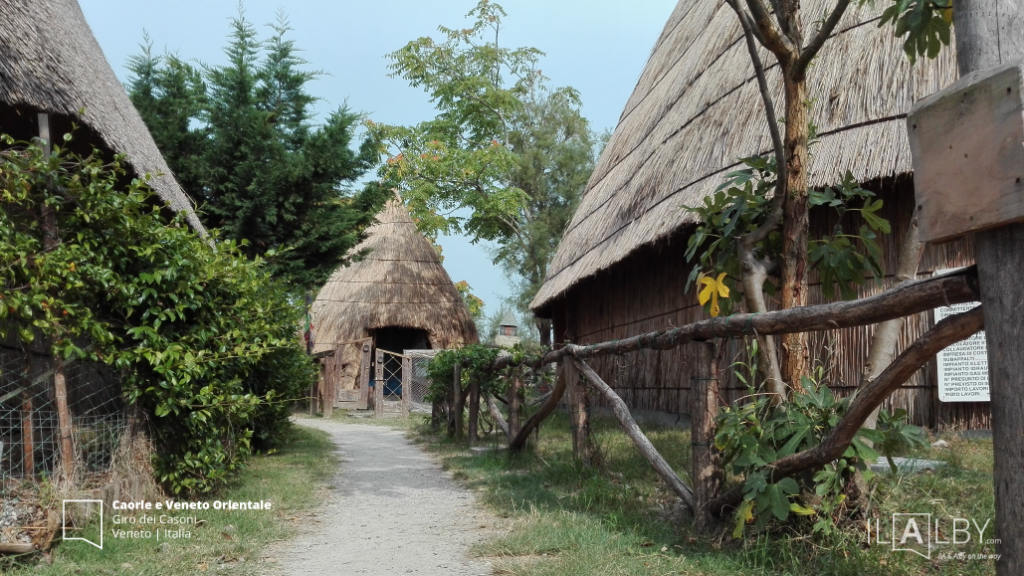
[311,197,479,353]
[0,0,205,233]
[531,0,957,313]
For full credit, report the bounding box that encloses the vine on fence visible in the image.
[0,136,315,494]
[425,343,550,409]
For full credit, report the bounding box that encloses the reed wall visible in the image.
[553,179,988,430]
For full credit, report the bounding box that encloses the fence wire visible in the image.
[0,343,125,483]
[404,349,438,413]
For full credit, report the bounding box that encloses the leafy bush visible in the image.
[0,136,315,494]
[715,346,929,536]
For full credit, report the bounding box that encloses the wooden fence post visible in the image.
[401,355,412,418]
[53,361,75,482]
[565,360,599,467]
[506,375,521,441]
[451,363,463,438]
[374,350,384,419]
[691,341,721,530]
[467,378,480,445]
[912,4,1024,571]
[359,341,371,410]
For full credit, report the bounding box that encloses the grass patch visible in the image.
[5,423,337,576]
[397,411,996,576]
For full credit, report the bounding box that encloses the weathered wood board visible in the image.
[909,62,1024,243]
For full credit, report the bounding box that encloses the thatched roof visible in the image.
[531,0,957,313]
[0,0,205,233]
[311,197,479,353]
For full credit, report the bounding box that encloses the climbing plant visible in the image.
[0,136,314,494]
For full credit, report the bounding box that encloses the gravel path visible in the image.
[270,417,495,575]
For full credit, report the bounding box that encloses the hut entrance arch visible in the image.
[371,327,429,396]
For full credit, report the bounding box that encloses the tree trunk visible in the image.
[779,74,810,389]
[951,3,1024,571]
[858,213,924,435]
[739,247,785,401]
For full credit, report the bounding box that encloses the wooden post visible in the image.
[20,389,33,479]
[322,349,334,419]
[358,341,371,410]
[565,360,599,467]
[467,378,480,445]
[374,350,384,419]
[690,342,721,530]
[570,355,695,510]
[506,375,521,441]
[401,355,412,418]
[949,4,1024,573]
[53,362,75,482]
[451,363,463,438]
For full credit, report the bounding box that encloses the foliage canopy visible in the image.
[127,11,387,290]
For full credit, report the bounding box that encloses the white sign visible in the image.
[934,301,989,402]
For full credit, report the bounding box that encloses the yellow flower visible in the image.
[698,272,730,317]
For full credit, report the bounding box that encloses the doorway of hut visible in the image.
[371,327,429,398]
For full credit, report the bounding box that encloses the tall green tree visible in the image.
[128,11,386,290]
[370,1,597,341]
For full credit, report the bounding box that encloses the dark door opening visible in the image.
[371,327,430,397]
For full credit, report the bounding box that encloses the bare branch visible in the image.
[794,0,852,78]
[726,0,786,245]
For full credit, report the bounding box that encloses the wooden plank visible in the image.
[337,390,361,402]
[909,63,1024,242]
[374,350,384,419]
[401,356,411,418]
[358,341,371,410]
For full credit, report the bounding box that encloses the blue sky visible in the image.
[78,0,676,315]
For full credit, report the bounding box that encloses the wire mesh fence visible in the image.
[0,342,125,483]
[404,349,438,413]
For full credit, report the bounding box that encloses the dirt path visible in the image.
[269,417,495,575]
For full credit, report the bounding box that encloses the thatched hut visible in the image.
[312,197,479,392]
[531,1,984,429]
[0,0,204,233]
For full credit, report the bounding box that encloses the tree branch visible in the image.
[569,354,696,512]
[709,305,985,516]
[794,0,852,79]
[495,267,979,370]
[742,0,796,57]
[727,0,787,246]
[509,366,566,451]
